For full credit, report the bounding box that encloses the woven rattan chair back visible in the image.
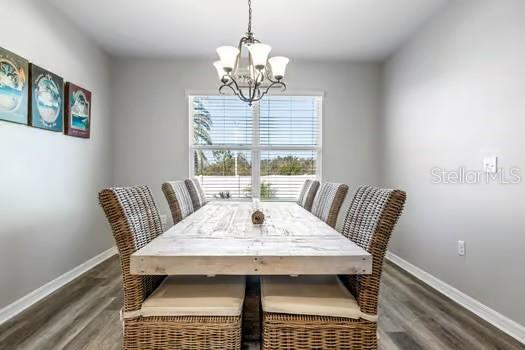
[339,185,406,315]
[184,178,207,210]
[296,179,312,205]
[311,182,349,227]
[296,179,320,212]
[98,186,165,313]
[162,181,195,224]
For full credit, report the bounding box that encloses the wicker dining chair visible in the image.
[162,181,195,224]
[99,185,244,350]
[310,182,349,227]
[261,185,406,350]
[184,178,207,210]
[296,179,320,212]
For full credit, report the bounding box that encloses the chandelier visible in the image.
[214,0,289,105]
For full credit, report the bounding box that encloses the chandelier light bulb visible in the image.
[268,56,289,80]
[247,43,272,70]
[213,61,226,79]
[216,46,240,72]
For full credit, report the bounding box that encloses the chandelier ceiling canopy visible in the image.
[214,0,289,105]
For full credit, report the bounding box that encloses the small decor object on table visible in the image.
[0,47,29,125]
[251,210,265,225]
[65,82,91,138]
[29,64,64,132]
[216,191,231,199]
[251,198,265,225]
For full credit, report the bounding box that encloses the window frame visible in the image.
[187,92,323,200]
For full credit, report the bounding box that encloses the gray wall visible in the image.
[112,59,382,222]
[0,0,114,309]
[382,0,525,325]
[6,0,523,334]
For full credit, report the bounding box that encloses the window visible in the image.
[189,95,322,200]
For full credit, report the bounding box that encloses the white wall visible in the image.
[0,0,114,309]
[112,59,382,221]
[382,0,525,327]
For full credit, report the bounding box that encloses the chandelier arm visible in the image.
[238,36,248,50]
[250,70,263,102]
[219,76,241,98]
[276,80,287,92]
[248,82,253,102]
[237,89,251,103]
[264,68,280,84]
[249,91,266,104]
[259,81,287,99]
[264,69,287,92]
[239,35,260,49]
[221,76,286,104]
[257,70,267,97]
[257,69,266,85]
[232,79,286,105]
[227,77,252,103]
[219,82,237,96]
[250,72,259,101]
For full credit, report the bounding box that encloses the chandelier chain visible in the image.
[247,0,252,34]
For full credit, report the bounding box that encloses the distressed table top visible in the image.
[130,201,372,275]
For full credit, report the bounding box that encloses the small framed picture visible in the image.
[29,64,64,132]
[0,47,29,125]
[65,82,91,138]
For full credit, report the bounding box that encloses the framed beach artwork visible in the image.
[29,64,64,132]
[65,82,91,138]
[0,47,29,125]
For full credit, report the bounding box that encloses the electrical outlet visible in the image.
[457,240,466,256]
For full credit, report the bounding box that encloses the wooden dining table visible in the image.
[130,201,372,276]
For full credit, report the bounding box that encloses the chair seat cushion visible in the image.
[261,275,365,319]
[141,276,245,317]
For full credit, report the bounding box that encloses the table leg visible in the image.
[242,276,261,342]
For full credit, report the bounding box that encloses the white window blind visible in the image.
[260,96,319,146]
[193,96,252,146]
[190,95,322,200]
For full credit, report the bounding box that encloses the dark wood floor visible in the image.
[0,256,523,350]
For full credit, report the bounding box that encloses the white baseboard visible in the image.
[0,246,117,326]
[386,252,525,345]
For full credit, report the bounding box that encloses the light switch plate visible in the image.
[483,156,498,173]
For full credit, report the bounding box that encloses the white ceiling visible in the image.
[48,0,447,61]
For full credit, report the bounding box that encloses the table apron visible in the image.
[130,255,372,275]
